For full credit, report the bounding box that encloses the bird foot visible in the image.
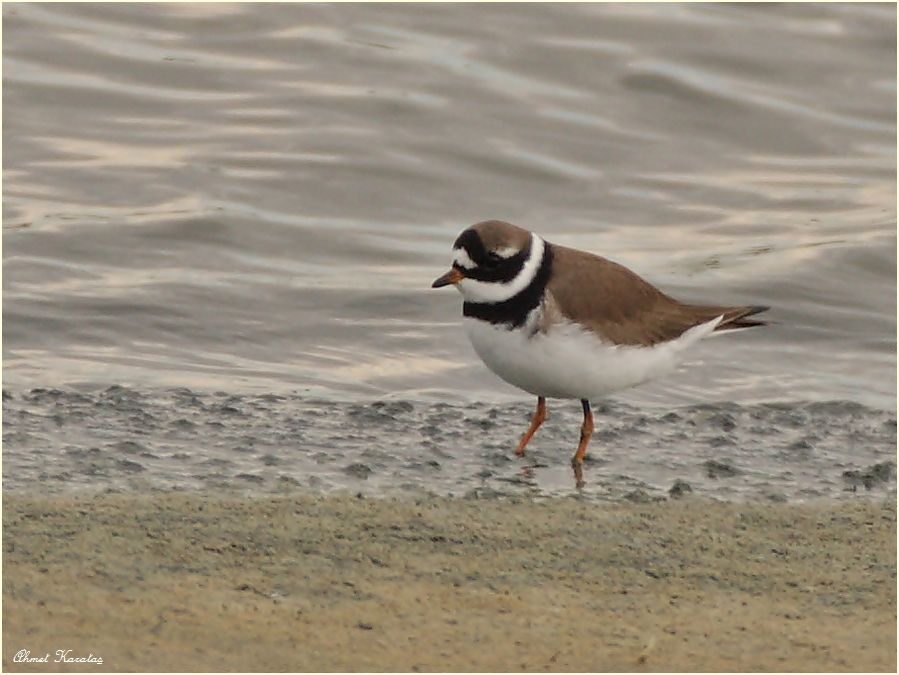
[571,458,586,489]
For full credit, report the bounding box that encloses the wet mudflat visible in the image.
[3,386,896,501]
[3,493,895,672]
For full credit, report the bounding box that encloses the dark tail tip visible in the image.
[724,305,770,330]
[745,305,770,317]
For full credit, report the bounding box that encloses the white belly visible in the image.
[463,314,722,400]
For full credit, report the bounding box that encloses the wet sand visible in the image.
[3,493,895,672]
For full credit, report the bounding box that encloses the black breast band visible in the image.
[463,243,554,329]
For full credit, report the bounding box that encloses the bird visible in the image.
[431,220,768,487]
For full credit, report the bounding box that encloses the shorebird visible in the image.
[432,220,768,486]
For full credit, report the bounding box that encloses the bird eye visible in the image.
[484,252,502,267]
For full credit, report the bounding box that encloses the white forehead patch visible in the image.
[494,246,519,259]
[452,247,476,270]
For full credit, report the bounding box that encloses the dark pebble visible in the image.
[669,480,693,498]
[117,459,146,473]
[704,459,740,478]
[235,473,265,483]
[344,463,373,479]
[624,489,662,503]
[842,461,896,490]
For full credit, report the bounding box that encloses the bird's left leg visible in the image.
[571,399,594,487]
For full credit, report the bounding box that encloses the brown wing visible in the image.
[545,243,768,346]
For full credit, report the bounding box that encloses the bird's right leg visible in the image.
[515,396,546,457]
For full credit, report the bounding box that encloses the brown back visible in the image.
[546,243,765,346]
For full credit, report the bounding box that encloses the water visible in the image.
[3,3,896,500]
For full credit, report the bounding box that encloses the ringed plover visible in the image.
[432,220,768,487]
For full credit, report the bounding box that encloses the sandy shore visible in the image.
[3,492,895,672]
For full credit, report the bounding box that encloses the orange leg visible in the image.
[515,396,546,457]
[571,399,594,487]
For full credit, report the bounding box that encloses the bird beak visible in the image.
[431,268,464,288]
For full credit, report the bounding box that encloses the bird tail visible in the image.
[712,305,770,332]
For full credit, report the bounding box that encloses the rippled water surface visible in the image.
[3,3,896,499]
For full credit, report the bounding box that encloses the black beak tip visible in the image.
[431,271,455,288]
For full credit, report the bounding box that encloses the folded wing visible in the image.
[546,243,768,347]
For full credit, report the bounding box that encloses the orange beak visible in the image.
[431,268,465,288]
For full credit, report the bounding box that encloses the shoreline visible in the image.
[3,492,896,672]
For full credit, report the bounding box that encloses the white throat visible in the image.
[456,235,545,304]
